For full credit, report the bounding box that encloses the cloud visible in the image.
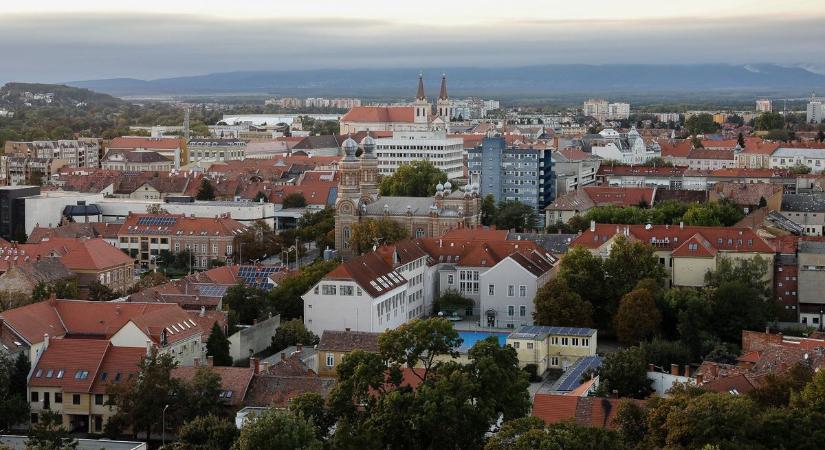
[0,13,824,83]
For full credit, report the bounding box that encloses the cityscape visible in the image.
[1,1,825,449]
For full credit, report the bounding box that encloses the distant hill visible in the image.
[0,82,125,109]
[67,64,825,98]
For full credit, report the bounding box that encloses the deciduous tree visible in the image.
[614,287,661,345]
[533,278,594,328]
[378,160,448,197]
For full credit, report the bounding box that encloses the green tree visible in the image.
[223,284,267,326]
[196,178,216,201]
[378,160,448,197]
[737,131,746,147]
[533,278,594,328]
[281,192,307,209]
[106,352,181,439]
[88,280,117,301]
[348,218,408,254]
[26,410,77,450]
[684,113,717,135]
[481,194,497,226]
[266,259,338,321]
[235,408,321,450]
[289,392,335,441]
[791,368,825,414]
[296,208,335,251]
[641,338,693,368]
[494,200,537,231]
[817,129,825,143]
[486,419,627,450]
[433,288,474,315]
[205,323,232,366]
[557,246,607,324]
[174,415,238,450]
[597,346,652,399]
[755,111,785,131]
[233,219,278,264]
[0,353,29,431]
[467,336,531,421]
[748,363,813,408]
[379,318,462,382]
[612,399,647,448]
[253,191,268,203]
[269,318,319,354]
[664,392,761,449]
[614,287,662,345]
[179,367,224,422]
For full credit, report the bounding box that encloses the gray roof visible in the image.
[63,203,102,216]
[551,355,602,392]
[507,325,596,340]
[800,240,825,254]
[781,194,825,213]
[773,147,825,158]
[508,232,576,254]
[364,196,437,216]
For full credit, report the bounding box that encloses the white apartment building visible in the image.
[591,128,661,164]
[756,99,772,113]
[5,139,100,168]
[608,102,631,120]
[187,139,246,164]
[808,99,824,124]
[770,147,825,173]
[583,99,609,121]
[375,130,465,179]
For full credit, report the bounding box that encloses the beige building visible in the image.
[506,325,597,374]
[316,330,380,377]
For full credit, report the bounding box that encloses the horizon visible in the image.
[1,1,824,83]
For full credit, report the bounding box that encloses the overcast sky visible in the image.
[1,0,824,83]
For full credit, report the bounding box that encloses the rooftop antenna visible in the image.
[183,106,191,140]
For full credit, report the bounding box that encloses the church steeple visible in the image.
[416,73,426,101]
[439,74,448,100]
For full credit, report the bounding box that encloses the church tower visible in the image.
[436,74,452,120]
[335,136,362,257]
[359,134,379,202]
[413,73,430,124]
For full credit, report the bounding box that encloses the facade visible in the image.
[545,186,656,225]
[590,128,661,164]
[756,99,772,113]
[187,138,247,164]
[607,102,630,120]
[101,150,173,171]
[467,136,555,218]
[478,252,556,328]
[6,156,65,186]
[334,136,481,258]
[686,149,736,170]
[807,96,824,124]
[770,147,825,173]
[583,99,609,122]
[374,130,464,179]
[551,149,600,195]
[0,185,40,241]
[506,326,597,374]
[798,240,825,327]
[571,222,775,288]
[4,139,101,168]
[339,74,452,134]
[117,213,246,270]
[107,137,184,168]
[28,339,145,433]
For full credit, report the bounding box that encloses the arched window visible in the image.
[343,227,351,248]
[416,228,425,238]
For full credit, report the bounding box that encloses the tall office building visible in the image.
[0,185,40,241]
[467,136,554,225]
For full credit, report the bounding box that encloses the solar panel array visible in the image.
[511,325,595,339]
[197,284,229,297]
[553,355,603,392]
[237,265,283,291]
[137,216,178,227]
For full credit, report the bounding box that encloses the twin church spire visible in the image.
[414,73,452,122]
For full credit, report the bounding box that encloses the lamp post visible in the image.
[162,404,170,446]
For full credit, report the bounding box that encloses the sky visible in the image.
[1,0,824,83]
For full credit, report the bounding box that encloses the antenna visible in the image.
[183,107,191,140]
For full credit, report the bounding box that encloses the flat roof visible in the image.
[508,325,596,340]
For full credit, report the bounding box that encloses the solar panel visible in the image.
[137,216,178,227]
[553,356,603,392]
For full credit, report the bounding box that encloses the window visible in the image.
[95,394,104,405]
[326,353,335,367]
[512,342,520,349]
[448,275,454,285]
[54,393,62,404]
[572,338,579,346]
[550,357,559,366]
[508,305,515,316]
[340,285,354,296]
[561,337,569,346]
[527,342,534,349]
[583,338,589,346]
[519,285,527,297]
[31,391,39,403]
[321,285,337,295]
[488,285,495,296]
[73,394,81,405]
[520,305,527,317]
[508,285,515,297]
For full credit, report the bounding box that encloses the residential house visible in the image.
[187,139,246,165]
[709,182,784,211]
[171,358,255,412]
[506,325,597,374]
[316,330,380,377]
[0,258,74,299]
[107,137,184,168]
[779,194,825,236]
[101,150,173,171]
[532,393,642,429]
[798,240,825,327]
[551,148,600,195]
[545,186,655,225]
[590,128,661,164]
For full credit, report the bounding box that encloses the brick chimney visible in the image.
[251,357,260,374]
[48,292,57,306]
[670,364,679,375]
[696,373,704,385]
[206,356,214,367]
[43,333,49,350]
[683,365,691,377]
[261,362,270,373]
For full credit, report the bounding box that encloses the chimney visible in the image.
[194,357,200,367]
[280,352,286,361]
[670,363,679,376]
[43,333,49,350]
[297,343,303,352]
[251,357,260,374]
[647,363,654,372]
[683,365,691,377]
[207,356,214,367]
[200,306,206,317]
[590,220,596,232]
[696,373,704,385]
[344,328,351,332]
[679,221,684,230]
[261,362,270,373]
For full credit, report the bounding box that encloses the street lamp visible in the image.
[162,404,170,446]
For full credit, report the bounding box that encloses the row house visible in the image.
[570,222,775,288]
[101,150,174,172]
[686,149,736,170]
[7,156,65,186]
[770,147,825,173]
[117,213,246,270]
[303,228,558,335]
[187,138,247,164]
[0,296,206,364]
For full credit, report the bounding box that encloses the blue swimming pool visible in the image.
[457,331,508,351]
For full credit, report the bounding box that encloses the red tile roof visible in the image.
[598,165,687,177]
[583,187,655,208]
[571,224,774,254]
[532,394,639,429]
[709,167,792,178]
[340,106,415,123]
[120,213,245,238]
[172,365,254,406]
[687,149,735,160]
[0,238,133,273]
